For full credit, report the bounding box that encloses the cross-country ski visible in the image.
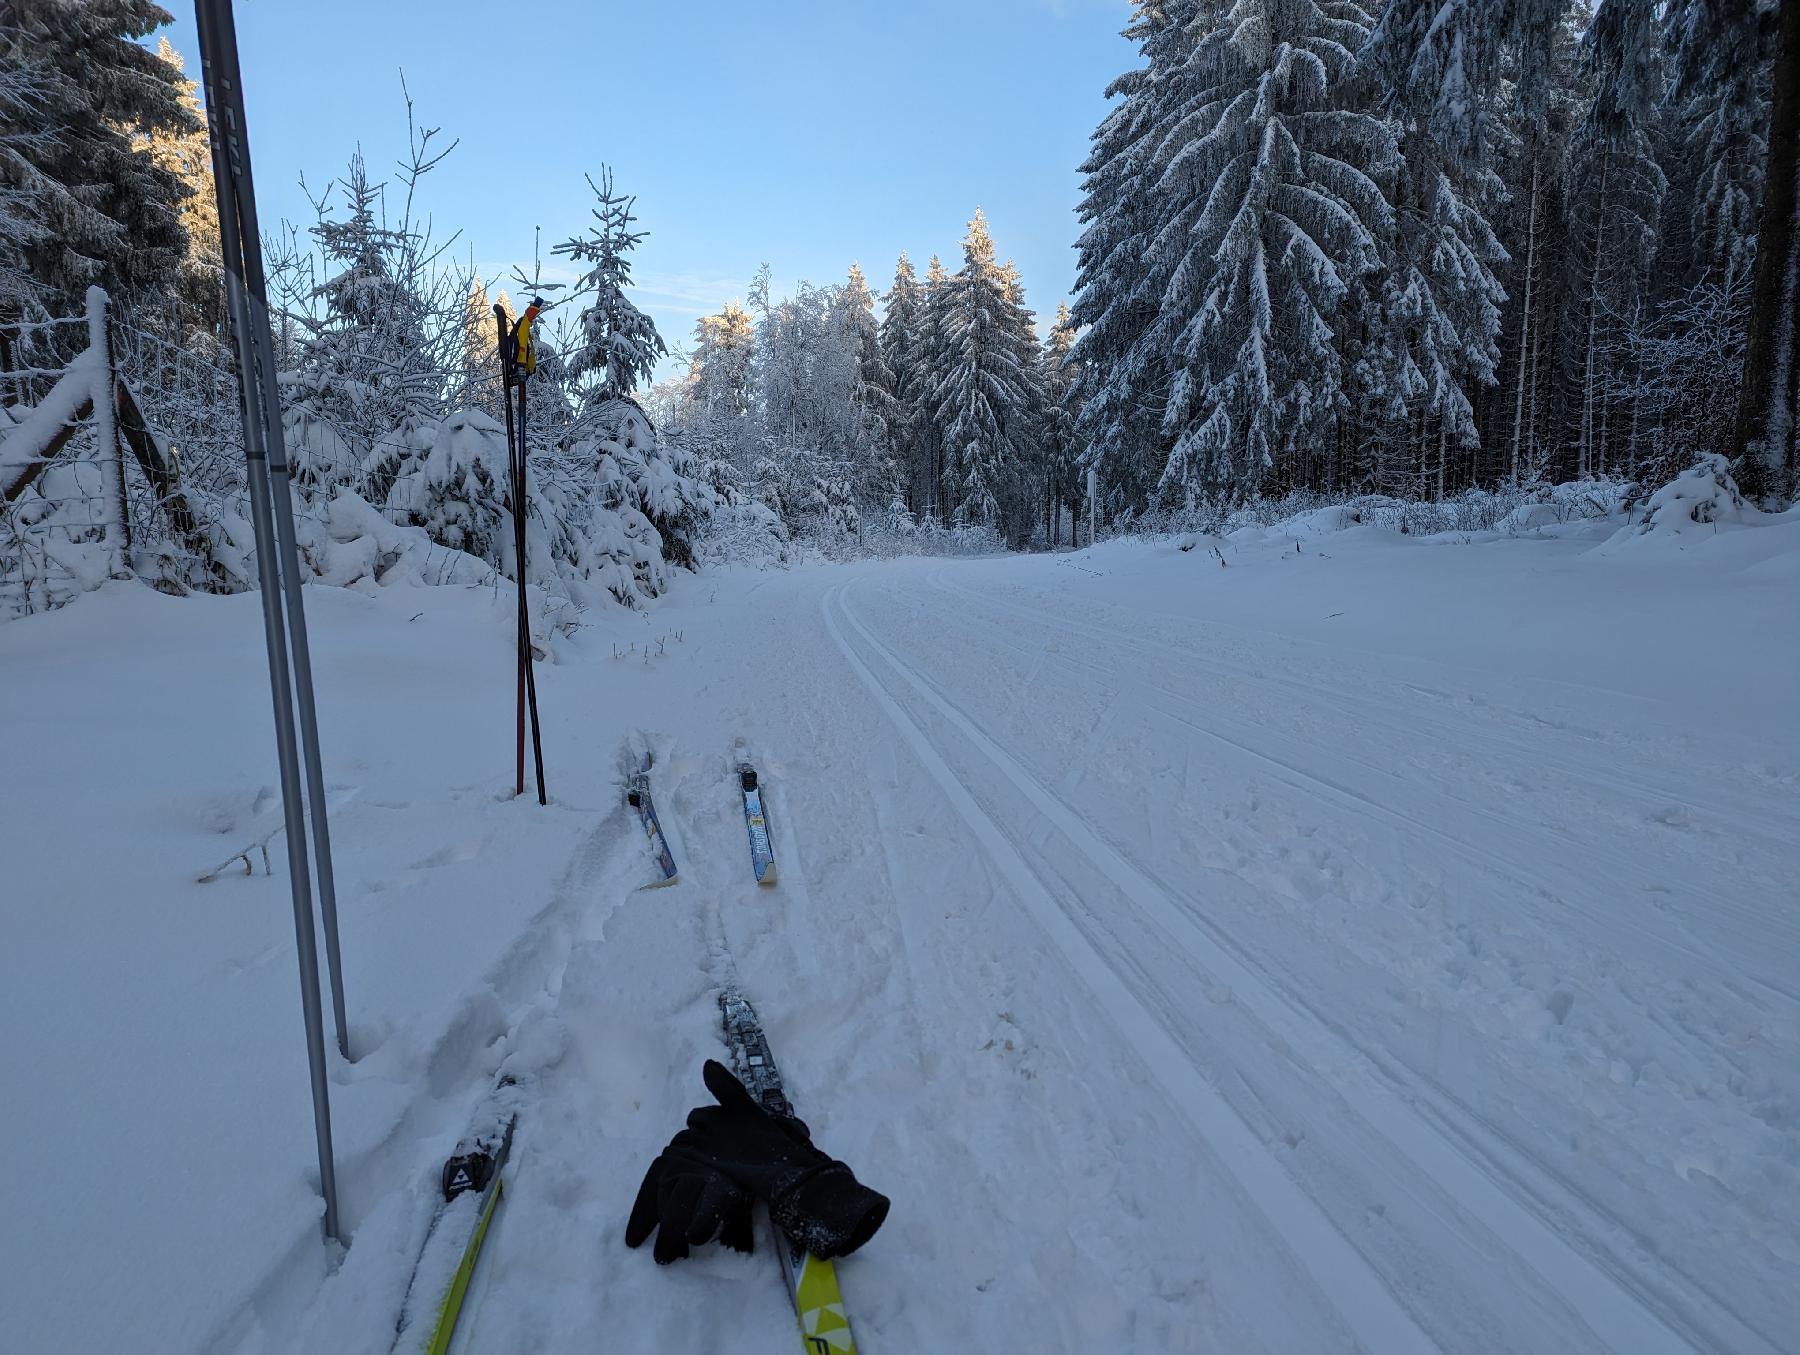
[6,3,1799,1353]
[393,1082,521,1353]
[627,755,679,887]
[739,764,779,886]
[718,990,863,1353]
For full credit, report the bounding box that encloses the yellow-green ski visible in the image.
[791,1251,857,1353]
[398,1109,515,1355]
[424,1171,505,1355]
[719,990,862,1355]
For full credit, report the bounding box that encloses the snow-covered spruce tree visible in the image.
[132,39,224,342]
[0,55,52,316]
[1565,0,1667,481]
[552,168,667,408]
[672,299,759,491]
[918,254,954,520]
[1069,0,1199,519]
[283,151,446,498]
[1147,0,1397,505]
[457,277,510,420]
[1663,0,1773,292]
[1040,303,1083,544]
[1361,0,1510,496]
[834,263,899,495]
[0,1,194,317]
[690,300,757,423]
[927,209,1044,531]
[1708,0,1799,502]
[880,253,930,513]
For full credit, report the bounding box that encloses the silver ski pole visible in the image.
[194,0,343,1244]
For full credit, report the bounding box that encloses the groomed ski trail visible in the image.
[821,582,1439,1354]
[826,576,1752,1355]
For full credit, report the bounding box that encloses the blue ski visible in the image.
[627,757,678,886]
[739,764,778,886]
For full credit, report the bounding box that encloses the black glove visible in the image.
[625,1133,756,1264]
[680,1059,889,1260]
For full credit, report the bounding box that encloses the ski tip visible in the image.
[758,864,779,886]
[740,766,758,792]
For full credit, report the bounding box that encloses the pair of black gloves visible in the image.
[626,1060,890,1265]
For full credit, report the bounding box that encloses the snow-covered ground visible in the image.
[3,510,1797,1353]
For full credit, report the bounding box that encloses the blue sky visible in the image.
[151,0,1136,375]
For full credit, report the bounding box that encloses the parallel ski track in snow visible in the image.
[827,580,1752,1355]
[876,577,1785,1353]
[818,583,1440,1355]
[925,568,1794,853]
[926,570,1800,1010]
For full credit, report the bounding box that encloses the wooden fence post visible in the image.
[86,287,131,575]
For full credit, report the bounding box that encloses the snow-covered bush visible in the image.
[802,499,1005,562]
[1110,479,1638,551]
[1632,455,1749,538]
[696,500,793,570]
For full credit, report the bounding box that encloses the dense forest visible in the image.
[1,0,1795,616]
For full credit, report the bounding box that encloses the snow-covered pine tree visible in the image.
[1147,0,1398,505]
[919,254,954,520]
[880,253,930,513]
[1069,0,1197,518]
[0,1,194,316]
[0,54,51,316]
[675,299,758,487]
[458,277,504,416]
[1567,0,1667,480]
[689,300,757,423]
[1040,303,1083,544]
[1363,0,1511,496]
[285,152,441,495]
[1663,0,1772,292]
[1690,0,1800,501]
[835,262,899,497]
[1363,0,1503,170]
[132,39,224,341]
[928,210,1042,530]
[552,168,667,409]
[1000,259,1052,540]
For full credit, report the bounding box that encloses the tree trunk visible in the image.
[1581,157,1610,481]
[1512,161,1540,483]
[1733,0,1800,501]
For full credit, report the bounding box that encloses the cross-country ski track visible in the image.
[4,525,1796,1353]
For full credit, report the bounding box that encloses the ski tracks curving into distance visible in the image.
[822,577,1740,1355]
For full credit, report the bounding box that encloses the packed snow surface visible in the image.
[2,512,1796,1352]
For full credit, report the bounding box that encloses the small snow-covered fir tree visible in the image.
[553,168,667,408]
[286,152,441,493]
